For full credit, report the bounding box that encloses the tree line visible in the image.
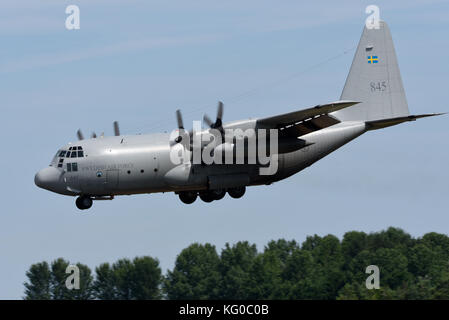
[24,227,449,299]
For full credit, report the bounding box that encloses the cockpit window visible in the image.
[58,150,66,157]
[66,162,78,172]
[64,146,84,158]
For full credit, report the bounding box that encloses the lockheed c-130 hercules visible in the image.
[35,20,442,210]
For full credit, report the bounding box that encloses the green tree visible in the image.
[302,234,345,299]
[164,243,221,299]
[130,256,162,299]
[219,241,258,299]
[366,227,414,254]
[24,261,52,300]
[94,263,118,299]
[108,257,162,300]
[249,240,299,299]
[50,258,94,300]
[341,231,367,262]
[282,248,318,299]
[111,258,134,299]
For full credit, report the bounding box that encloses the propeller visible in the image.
[173,109,188,144]
[113,121,120,136]
[203,101,224,129]
[77,129,84,141]
[77,121,119,140]
[176,109,184,130]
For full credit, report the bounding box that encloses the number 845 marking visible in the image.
[370,81,387,92]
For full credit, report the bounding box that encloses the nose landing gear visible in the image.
[75,196,93,210]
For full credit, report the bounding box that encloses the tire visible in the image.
[76,196,93,210]
[199,192,214,203]
[210,189,226,200]
[227,186,246,199]
[179,191,197,204]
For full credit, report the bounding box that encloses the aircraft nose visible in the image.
[35,167,62,190]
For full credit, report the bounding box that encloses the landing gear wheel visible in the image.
[210,189,226,200]
[227,186,246,199]
[179,191,198,204]
[199,191,215,203]
[76,196,93,210]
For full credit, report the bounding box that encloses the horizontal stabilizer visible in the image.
[257,100,359,128]
[366,113,445,130]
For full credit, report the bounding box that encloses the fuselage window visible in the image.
[67,163,72,172]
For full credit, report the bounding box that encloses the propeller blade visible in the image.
[77,129,84,141]
[203,114,214,127]
[176,109,184,129]
[91,132,97,138]
[113,121,120,136]
[217,101,223,122]
[205,101,224,128]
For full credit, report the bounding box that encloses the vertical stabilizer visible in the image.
[332,21,409,121]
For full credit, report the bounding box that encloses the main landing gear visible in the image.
[178,187,246,204]
[75,195,93,210]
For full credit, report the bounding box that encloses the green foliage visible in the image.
[23,228,449,300]
[49,258,94,300]
[164,243,221,299]
[24,261,51,300]
[93,263,116,300]
[94,257,162,300]
[24,258,93,300]
[219,241,259,299]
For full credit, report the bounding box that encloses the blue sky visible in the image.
[0,0,448,299]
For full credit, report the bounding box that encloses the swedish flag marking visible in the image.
[368,56,379,64]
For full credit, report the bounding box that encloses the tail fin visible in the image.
[333,20,409,122]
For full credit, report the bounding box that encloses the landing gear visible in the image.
[76,196,93,210]
[228,186,246,199]
[210,189,226,200]
[199,191,215,203]
[177,187,246,204]
[179,191,198,204]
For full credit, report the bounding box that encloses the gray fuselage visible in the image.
[35,121,366,197]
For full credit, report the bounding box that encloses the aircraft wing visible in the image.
[256,100,359,137]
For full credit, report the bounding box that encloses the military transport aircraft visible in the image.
[35,20,442,210]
